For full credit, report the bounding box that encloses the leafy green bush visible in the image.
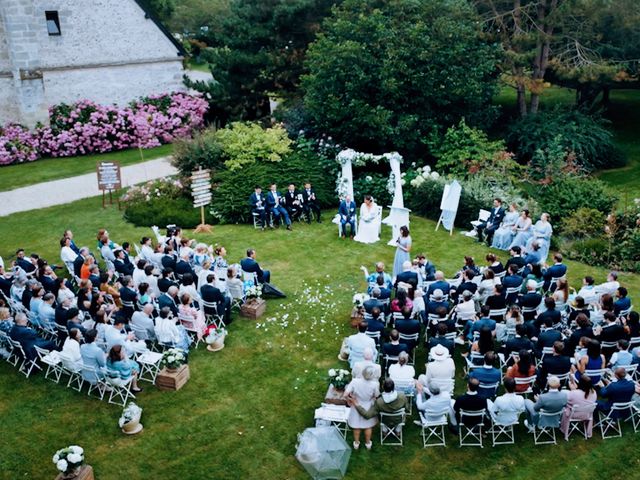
[429,119,520,179]
[561,208,606,239]
[564,237,611,267]
[532,176,617,230]
[506,108,625,172]
[124,197,210,228]
[353,173,392,207]
[172,129,225,176]
[209,145,336,223]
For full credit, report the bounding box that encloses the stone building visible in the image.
[0,0,186,127]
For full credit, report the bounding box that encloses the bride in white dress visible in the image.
[354,195,380,244]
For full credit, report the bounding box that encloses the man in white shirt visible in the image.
[597,271,620,296]
[131,304,156,341]
[104,317,147,356]
[346,322,377,369]
[577,276,598,305]
[132,259,148,288]
[487,377,525,425]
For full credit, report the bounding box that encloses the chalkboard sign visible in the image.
[97,162,122,191]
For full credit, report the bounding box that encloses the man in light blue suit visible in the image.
[38,293,57,329]
[346,321,377,368]
[80,329,107,382]
[524,376,567,432]
[265,183,292,230]
[338,195,356,238]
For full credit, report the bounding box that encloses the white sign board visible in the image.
[190,169,211,208]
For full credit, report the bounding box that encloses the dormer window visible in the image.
[45,11,61,36]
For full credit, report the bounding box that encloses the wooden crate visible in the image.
[55,465,94,480]
[156,364,190,391]
[240,298,267,319]
[324,385,347,406]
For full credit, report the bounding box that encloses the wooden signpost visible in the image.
[97,161,122,208]
[191,168,212,233]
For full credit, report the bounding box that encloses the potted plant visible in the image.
[119,402,143,435]
[328,368,351,392]
[240,283,267,319]
[52,445,85,479]
[205,326,228,352]
[350,293,369,327]
[159,348,187,373]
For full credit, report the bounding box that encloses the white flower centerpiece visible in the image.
[205,325,228,352]
[328,368,351,391]
[52,445,84,479]
[118,402,144,435]
[352,293,370,308]
[160,348,187,372]
[245,284,263,303]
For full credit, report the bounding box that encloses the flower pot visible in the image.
[121,412,143,435]
[350,307,364,328]
[206,334,226,352]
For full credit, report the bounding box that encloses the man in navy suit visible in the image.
[427,271,450,298]
[15,249,37,275]
[240,248,270,284]
[158,286,179,316]
[614,287,631,316]
[477,198,505,245]
[597,367,636,414]
[505,246,526,273]
[200,274,232,324]
[9,312,58,360]
[502,264,524,304]
[249,185,267,229]
[542,253,567,291]
[338,195,356,238]
[266,183,292,230]
[283,183,303,222]
[301,182,321,223]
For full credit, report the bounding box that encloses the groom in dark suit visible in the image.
[266,183,292,230]
[477,198,505,245]
[338,195,356,238]
[240,248,270,284]
[301,182,321,223]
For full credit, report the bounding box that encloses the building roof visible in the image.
[133,0,186,57]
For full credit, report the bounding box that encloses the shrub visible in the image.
[561,208,606,239]
[564,237,611,268]
[429,119,520,179]
[123,196,209,228]
[532,176,618,230]
[209,145,336,224]
[353,173,392,207]
[172,129,225,176]
[0,124,39,165]
[506,108,625,172]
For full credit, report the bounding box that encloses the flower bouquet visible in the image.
[245,284,263,301]
[328,368,351,391]
[52,445,84,478]
[352,293,370,308]
[205,326,228,352]
[160,348,187,371]
[118,402,143,435]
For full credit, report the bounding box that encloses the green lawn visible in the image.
[494,85,640,204]
[0,144,174,192]
[1,199,640,480]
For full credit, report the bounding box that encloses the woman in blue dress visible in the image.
[492,203,519,250]
[106,344,143,392]
[525,213,553,264]
[509,209,532,249]
[393,226,412,279]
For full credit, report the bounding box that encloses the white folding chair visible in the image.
[3,336,21,367]
[313,404,350,439]
[489,308,507,321]
[583,368,607,384]
[628,337,640,349]
[470,210,491,229]
[82,363,110,400]
[379,409,406,446]
[178,314,202,348]
[365,330,381,344]
[8,339,27,371]
[489,413,521,446]
[536,347,555,368]
[514,375,537,397]
[136,350,163,384]
[105,372,136,407]
[201,300,225,328]
[565,402,597,440]
[393,379,415,415]
[227,282,245,311]
[597,401,634,439]
[33,345,61,382]
[532,409,561,445]
[478,382,500,400]
[58,352,84,392]
[418,407,450,447]
[398,332,419,364]
[464,352,484,376]
[459,409,486,447]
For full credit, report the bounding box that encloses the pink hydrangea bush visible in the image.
[0,124,40,165]
[0,92,208,165]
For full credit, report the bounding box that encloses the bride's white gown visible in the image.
[354,203,380,244]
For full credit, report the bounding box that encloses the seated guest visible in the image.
[504,324,535,359]
[492,203,519,250]
[155,307,191,350]
[542,253,567,291]
[568,296,590,324]
[55,297,72,327]
[178,293,207,341]
[9,312,58,360]
[352,347,382,380]
[137,282,155,308]
[468,327,496,362]
[346,322,378,369]
[105,316,146,356]
[132,259,148,288]
[485,284,507,313]
[29,286,44,325]
[536,341,571,389]
[457,256,480,278]
[418,344,456,395]
[351,378,408,435]
[553,278,570,306]
[574,340,606,385]
[500,305,524,340]
[455,269,478,300]
[469,352,502,399]
[485,253,505,276]
[502,264,524,304]
[365,307,385,339]
[38,293,57,329]
[241,249,270,284]
[577,276,598,305]
[411,288,426,323]
[388,351,415,384]
[609,340,633,369]
[61,328,83,372]
[178,273,200,304]
[375,275,392,300]
[535,316,562,357]
[158,268,178,294]
[381,329,409,358]
[200,274,232,324]
[476,198,505,245]
[597,271,620,297]
[118,276,138,319]
[175,251,196,280]
[526,213,553,264]
[614,287,631,316]
[505,350,536,393]
[131,304,156,341]
[426,289,450,318]
[487,377,525,425]
[60,236,79,268]
[266,183,292,230]
[453,291,477,340]
[469,306,497,340]
[113,248,134,276]
[394,308,420,351]
[80,256,95,281]
[394,261,419,294]
[301,182,321,223]
[453,378,488,427]
[524,376,567,432]
[361,262,393,292]
[249,185,267,229]
[521,263,543,290]
[595,312,626,360]
[363,288,384,314]
[283,183,303,221]
[565,313,594,357]
[427,322,455,356]
[560,375,597,440]
[477,269,500,305]
[509,210,533,250]
[66,308,88,336]
[426,271,450,298]
[597,367,636,414]
[160,245,177,272]
[415,382,454,427]
[338,194,356,238]
[505,246,526,272]
[625,309,640,338]
[106,344,142,393]
[158,286,180,317]
[80,329,107,382]
[390,288,413,313]
[0,308,14,334]
[534,297,561,330]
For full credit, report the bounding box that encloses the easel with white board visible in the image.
[435,180,462,235]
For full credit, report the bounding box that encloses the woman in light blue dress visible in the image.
[509,209,532,249]
[525,213,553,264]
[492,203,519,250]
[393,226,412,278]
